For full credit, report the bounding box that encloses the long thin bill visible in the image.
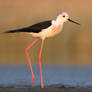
[68,18,80,25]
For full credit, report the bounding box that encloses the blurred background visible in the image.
[0,0,92,65]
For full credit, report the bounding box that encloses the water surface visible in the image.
[0,65,92,87]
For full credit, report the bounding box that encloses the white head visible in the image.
[56,12,69,24]
[56,12,80,25]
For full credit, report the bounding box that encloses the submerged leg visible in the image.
[25,38,39,87]
[39,40,44,88]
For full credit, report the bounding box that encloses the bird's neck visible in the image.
[56,18,64,26]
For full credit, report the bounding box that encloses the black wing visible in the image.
[5,20,51,33]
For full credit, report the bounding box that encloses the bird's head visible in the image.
[56,12,80,25]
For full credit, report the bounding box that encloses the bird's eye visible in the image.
[62,15,65,18]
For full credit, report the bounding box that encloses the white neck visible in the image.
[55,16,64,26]
[55,19,64,26]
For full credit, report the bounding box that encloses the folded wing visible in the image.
[5,20,51,33]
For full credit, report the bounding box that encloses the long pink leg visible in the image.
[25,38,39,87]
[39,40,44,88]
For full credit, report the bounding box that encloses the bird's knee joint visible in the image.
[25,48,29,53]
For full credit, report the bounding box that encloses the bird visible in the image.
[5,12,80,88]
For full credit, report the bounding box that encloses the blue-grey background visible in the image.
[0,65,92,87]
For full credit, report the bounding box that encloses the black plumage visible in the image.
[5,20,51,33]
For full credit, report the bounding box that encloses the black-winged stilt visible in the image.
[5,12,80,88]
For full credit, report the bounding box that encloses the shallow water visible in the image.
[0,65,92,87]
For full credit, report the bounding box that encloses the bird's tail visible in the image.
[4,28,29,33]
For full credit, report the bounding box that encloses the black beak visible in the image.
[68,18,80,25]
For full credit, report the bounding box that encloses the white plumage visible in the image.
[29,12,69,40]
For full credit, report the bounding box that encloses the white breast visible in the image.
[46,25,62,37]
